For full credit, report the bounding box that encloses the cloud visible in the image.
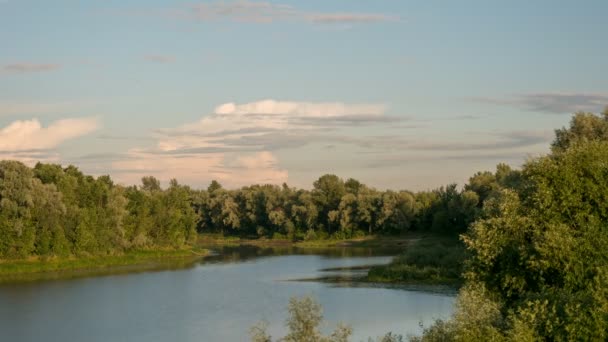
[82,98,558,192]
[108,99,392,187]
[107,99,549,189]
[183,1,398,25]
[112,150,287,188]
[363,152,527,169]
[214,99,386,116]
[2,63,61,74]
[309,13,398,24]
[406,130,553,152]
[155,99,390,152]
[0,151,61,167]
[144,55,176,63]
[476,92,608,114]
[97,134,155,142]
[0,117,99,152]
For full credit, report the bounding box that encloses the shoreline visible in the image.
[197,233,425,249]
[0,234,461,288]
[0,248,209,283]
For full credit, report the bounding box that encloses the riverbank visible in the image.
[365,237,464,286]
[199,233,463,287]
[0,247,208,281]
[198,233,422,249]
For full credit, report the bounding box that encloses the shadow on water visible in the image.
[200,244,402,264]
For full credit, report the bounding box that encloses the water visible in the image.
[0,246,455,342]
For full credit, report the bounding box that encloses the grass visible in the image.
[198,232,422,249]
[366,236,464,286]
[0,247,208,278]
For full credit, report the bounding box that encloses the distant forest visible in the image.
[0,152,521,260]
[0,157,517,259]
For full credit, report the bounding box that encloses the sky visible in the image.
[1,0,607,191]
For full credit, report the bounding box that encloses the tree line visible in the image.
[0,163,197,259]
[194,166,521,240]
[0,155,520,260]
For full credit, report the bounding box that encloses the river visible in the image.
[0,246,455,341]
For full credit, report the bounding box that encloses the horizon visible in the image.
[2,0,607,191]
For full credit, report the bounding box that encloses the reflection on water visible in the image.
[0,245,455,342]
[201,244,402,263]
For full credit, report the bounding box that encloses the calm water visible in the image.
[0,246,455,342]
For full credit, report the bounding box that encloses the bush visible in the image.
[250,296,352,342]
[271,232,287,240]
[367,238,464,285]
[304,229,318,241]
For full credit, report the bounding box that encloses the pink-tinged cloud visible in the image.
[112,150,287,188]
[3,63,61,73]
[308,13,399,24]
[184,1,398,25]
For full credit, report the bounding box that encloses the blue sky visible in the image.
[1,0,607,190]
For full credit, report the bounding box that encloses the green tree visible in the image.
[459,140,608,340]
[313,174,346,234]
[0,161,37,258]
[250,296,352,342]
[552,107,608,152]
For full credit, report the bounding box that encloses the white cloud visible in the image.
[475,92,608,114]
[157,99,388,152]
[0,117,99,151]
[214,99,386,117]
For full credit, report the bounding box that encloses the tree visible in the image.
[291,191,318,233]
[0,161,37,258]
[313,175,346,234]
[250,296,352,342]
[460,140,608,340]
[357,188,380,235]
[141,176,161,192]
[494,163,521,190]
[465,171,498,205]
[208,180,223,193]
[337,193,358,238]
[345,178,363,195]
[552,108,608,152]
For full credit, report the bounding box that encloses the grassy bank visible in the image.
[198,233,421,249]
[366,237,464,286]
[0,247,208,278]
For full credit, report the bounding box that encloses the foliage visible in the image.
[367,237,464,285]
[551,106,608,152]
[416,108,608,341]
[193,172,505,240]
[249,296,352,342]
[0,163,198,259]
